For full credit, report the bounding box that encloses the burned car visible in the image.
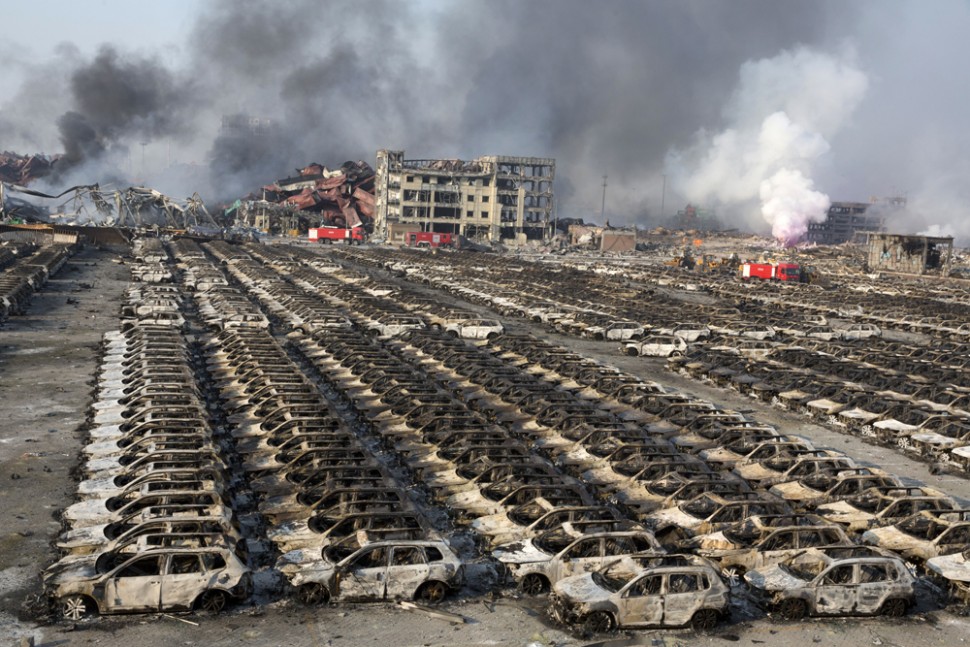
[493,522,664,595]
[280,539,463,605]
[551,554,728,634]
[862,509,970,562]
[926,549,970,603]
[48,546,251,620]
[744,547,915,620]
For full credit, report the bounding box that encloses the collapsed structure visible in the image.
[373,150,555,244]
[229,161,376,235]
[0,151,59,186]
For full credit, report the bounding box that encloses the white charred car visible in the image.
[584,321,645,341]
[494,523,664,595]
[48,546,251,620]
[624,335,687,358]
[551,555,728,633]
[280,539,464,605]
[444,318,505,340]
[744,547,915,620]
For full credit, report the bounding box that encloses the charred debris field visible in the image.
[4,238,970,646]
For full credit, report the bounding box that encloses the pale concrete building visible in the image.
[374,150,554,243]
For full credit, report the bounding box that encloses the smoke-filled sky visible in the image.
[2,0,968,241]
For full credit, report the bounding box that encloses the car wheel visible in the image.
[582,610,615,634]
[690,608,720,632]
[197,589,229,614]
[297,583,330,606]
[61,594,95,621]
[446,330,459,338]
[880,598,908,617]
[779,597,807,621]
[415,580,447,604]
[520,573,549,596]
[626,347,640,356]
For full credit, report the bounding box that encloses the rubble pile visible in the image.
[261,160,376,230]
[0,151,60,185]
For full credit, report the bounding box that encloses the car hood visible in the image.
[44,557,100,587]
[927,553,970,583]
[690,530,742,552]
[745,564,807,592]
[493,539,551,565]
[647,507,699,530]
[554,572,612,604]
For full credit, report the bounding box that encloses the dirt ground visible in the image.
[4,244,970,647]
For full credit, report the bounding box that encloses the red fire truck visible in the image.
[741,262,801,281]
[308,226,365,244]
[406,231,458,249]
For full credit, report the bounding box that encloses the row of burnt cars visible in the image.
[41,239,970,634]
[0,241,72,323]
[42,258,254,621]
[327,247,970,476]
[671,335,970,472]
[233,243,970,630]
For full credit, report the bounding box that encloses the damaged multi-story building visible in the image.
[373,150,555,244]
[806,198,904,245]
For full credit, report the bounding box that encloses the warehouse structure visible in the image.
[373,150,554,244]
[867,233,954,276]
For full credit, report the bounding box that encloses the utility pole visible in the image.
[140,142,148,181]
[601,175,608,223]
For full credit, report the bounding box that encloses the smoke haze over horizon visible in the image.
[1,0,969,241]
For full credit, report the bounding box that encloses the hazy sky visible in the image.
[5,1,196,57]
[2,1,968,240]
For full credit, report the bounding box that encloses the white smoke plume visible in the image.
[665,47,867,245]
[760,168,830,245]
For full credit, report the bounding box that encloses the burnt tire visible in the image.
[779,597,807,621]
[415,580,448,604]
[690,608,720,632]
[61,594,95,621]
[520,573,550,596]
[880,598,908,617]
[297,582,330,606]
[197,589,229,614]
[626,347,640,356]
[582,610,615,635]
[446,330,459,338]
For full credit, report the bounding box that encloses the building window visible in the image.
[483,179,491,187]
[466,210,473,217]
[482,195,490,203]
[481,211,488,218]
[467,195,474,202]
[406,176,414,183]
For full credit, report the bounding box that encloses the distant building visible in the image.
[374,150,554,244]
[866,233,954,276]
[567,224,636,253]
[220,114,276,138]
[806,198,904,245]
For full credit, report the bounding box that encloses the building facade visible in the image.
[374,150,554,243]
[866,233,954,276]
